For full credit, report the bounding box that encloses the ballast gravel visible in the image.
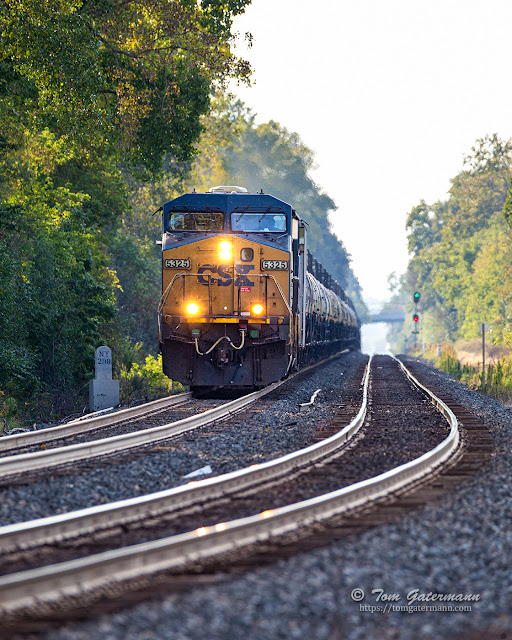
[0,351,365,526]
[13,354,512,640]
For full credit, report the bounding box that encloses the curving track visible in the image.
[0,384,288,480]
[0,353,492,633]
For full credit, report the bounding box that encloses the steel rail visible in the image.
[0,382,286,478]
[0,393,193,453]
[0,357,461,615]
[0,358,371,553]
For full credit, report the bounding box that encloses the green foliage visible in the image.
[52,149,128,229]
[0,0,252,174]
[412,343,467,378]
[504,176,512,228]
[438,345,463,379]
[0,3,252,423]
[0,392,20,433]
[120,353,183,403]
[418,343,512,403]
[406,200,445,255]
[0,129,120,419]
[482,358,512,400]
[110,230,161,348]
[463,134,512,174]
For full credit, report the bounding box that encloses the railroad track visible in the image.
[0,356,369,560]
[0,392,193,453]
[0,383,288,481]
[0,350,354,484]
[0,353,494,633]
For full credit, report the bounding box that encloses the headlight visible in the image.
[219,241,232,260]
[252,303,264,316]
[186,302,199,315]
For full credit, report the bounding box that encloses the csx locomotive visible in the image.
[158,186,360,391]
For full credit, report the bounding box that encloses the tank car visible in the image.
[158,186,360,391]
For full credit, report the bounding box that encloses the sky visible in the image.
[230,0,512,304]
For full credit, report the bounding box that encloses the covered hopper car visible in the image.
[158,186,360,391]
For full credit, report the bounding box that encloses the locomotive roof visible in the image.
[163,191,294,216]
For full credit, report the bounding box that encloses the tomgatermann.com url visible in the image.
[359,604,473,614]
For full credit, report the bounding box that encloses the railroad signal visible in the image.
[413,314,419,323]
[413,291,420,304]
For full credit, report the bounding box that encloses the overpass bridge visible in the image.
[365,310,406,324]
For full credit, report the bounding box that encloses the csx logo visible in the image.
[198,264,254,287]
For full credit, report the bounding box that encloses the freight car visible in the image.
[158,186,360,391]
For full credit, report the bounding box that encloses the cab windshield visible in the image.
[168,211,224,231]
[231,212,287,232]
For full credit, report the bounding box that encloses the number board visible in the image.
[165,258,191,269]
[261,260,288,270]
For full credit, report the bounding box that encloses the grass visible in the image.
[410,343,512,404]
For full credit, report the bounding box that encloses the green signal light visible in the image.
[413,292,420,302]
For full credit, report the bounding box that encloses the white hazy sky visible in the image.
[230,0,512,304]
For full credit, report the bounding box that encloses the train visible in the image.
[158,186,360,392]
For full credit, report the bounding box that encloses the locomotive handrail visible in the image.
[157,272,186,339]
[264,273,292,314]
[157,272,185,313]
[158,271,292,319]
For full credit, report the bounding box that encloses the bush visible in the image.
[439,353,462,378]
[119,354,183,404]
[0,393,16,433]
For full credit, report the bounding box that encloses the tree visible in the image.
[406,200,446,255]
[504,178,512,228]
[0,0,252,173]
[0,129,121,385]
[0,3,253,422]
[463,134,512,174]
[393,134,512,350]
